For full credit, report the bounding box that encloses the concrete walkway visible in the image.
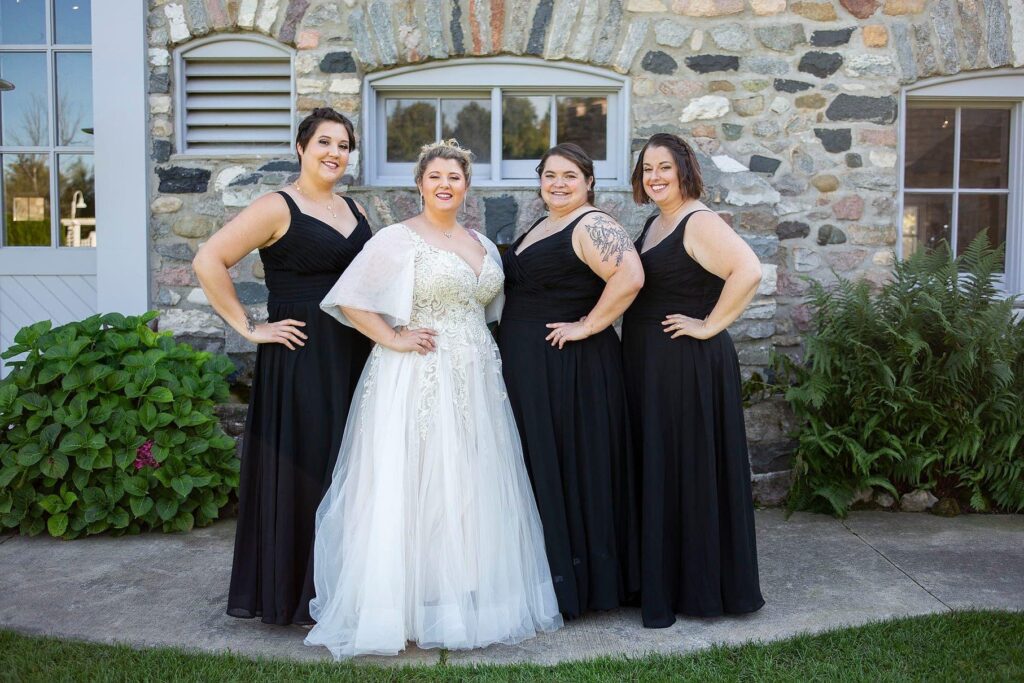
[1,510,1022,667]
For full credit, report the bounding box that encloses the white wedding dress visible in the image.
[305,224,562,659]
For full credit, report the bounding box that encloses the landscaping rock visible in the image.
[931,497,961,517]
[901,489,939,512]
[875,491,896,508]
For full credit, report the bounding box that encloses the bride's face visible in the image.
[419,158,468,214]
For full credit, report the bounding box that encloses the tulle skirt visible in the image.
[304,338,562,659]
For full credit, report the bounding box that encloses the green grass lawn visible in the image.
[1,610,1022,682]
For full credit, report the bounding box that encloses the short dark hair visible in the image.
[536,143,596,204]
[631,133,704,205]
[295,108,355,160]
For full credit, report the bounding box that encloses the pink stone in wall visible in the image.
[858,128,897,146]
[296,30,319,49]
[791,302,814,331]
[839,0,879,19]
[204,0,231,29]
[672,0,744,17]
[833,195,864,220]
[825,248,869,272]
[156,266,196,287]
[491,0,506,52]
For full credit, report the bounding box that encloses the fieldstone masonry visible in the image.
[145,0,1024,502]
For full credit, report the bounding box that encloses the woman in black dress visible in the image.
[193,109,372,625]
[499,143,645,619]
[622,133,764,628]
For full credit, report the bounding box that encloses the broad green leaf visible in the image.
[146,386,174,403]
[37,494,66,514]
[171,475,194,499]
[156,497,178,521]
[129,495,153,517]
[38,453,69,479]
[47,512,68,537]
[16,443,44,467]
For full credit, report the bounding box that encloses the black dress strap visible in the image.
[636,214,658,247]
[276,190,300,216]
[676,208,715,238]
[340,195,364,224]
[512,216,548,250]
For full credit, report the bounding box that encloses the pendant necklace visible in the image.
[293,182,338,221]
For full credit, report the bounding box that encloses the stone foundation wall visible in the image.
[145,0,1024,495]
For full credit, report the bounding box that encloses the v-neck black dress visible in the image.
[227,191,373,625]
[498,211,640,620]
[621,211,764,628]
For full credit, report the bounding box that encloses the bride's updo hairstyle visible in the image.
[413,139,474,187]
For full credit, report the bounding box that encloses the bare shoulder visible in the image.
[246,190,291,220]
[575,211,635,266]
[685,208,733,241]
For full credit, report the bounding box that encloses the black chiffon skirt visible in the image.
[622,322,764,628]
[227,302,370,625]
[499,321,639,619]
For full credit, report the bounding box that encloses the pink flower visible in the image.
[133,439,160,470]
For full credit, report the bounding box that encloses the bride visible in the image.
[304,140,562,658]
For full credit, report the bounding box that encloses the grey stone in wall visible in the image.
[655,19,692,48]
[152,140,172,164]
[749,155,782,175]
[184,0,210,36]
[568,0,602,60]
[930,0,961,74]
[710,23,750,52]
[150,71,169,94]
[526,0,554,55]
[686,55,740,73]
[349,9,379,67]
[157,167,211,194]
[755,24,807,52]
[744,56,790,75]
[260,160,300,172]
[891,22,916,81]
[810,27,854,46]
[484,195,519,245]
[773,78,813,92]
[955,0,984,69]
[641,50,678,74]
[814,128,852,153]
[776,221,810,239]
[423,1,447,58]
[912,23,938,78]
[817,224,847,245]
[368,1,398,65]
[798,51,843,78]
[982,0,1012,66]
[593,0,624,65]
[236,282,269,305]
[845,153,863,168]
[320,51,357,73]
[825,95,897,125]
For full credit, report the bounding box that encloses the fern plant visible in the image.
[781,234,1024,516]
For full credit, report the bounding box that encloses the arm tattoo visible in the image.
[583,214,635,267]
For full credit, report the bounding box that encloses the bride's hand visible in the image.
[545,320,591,349]
[387,326,437,354]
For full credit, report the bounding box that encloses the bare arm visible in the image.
[192,193,307,349]
[546,212,645,348]
[664,211,762,340]
[339,307,436,355]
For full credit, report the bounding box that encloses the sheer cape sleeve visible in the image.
[320,224,415,329]
[479,232,504,324]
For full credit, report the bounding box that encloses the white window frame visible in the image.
[898,69,1024,295]
[174,34,295,156]
[363,57,630,188]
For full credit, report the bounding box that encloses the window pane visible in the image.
[3,153,52,246]
[904,108,954,188]
[0,0,46,44]
[57,153,93,247]
[902,193,952,259]
[557,96,607,161]
[55,52,93,146]
[54,0,91,44]
[0,53,50,146]
[957,194,1007,271]
[441,99,490,163]
[502,95,550,160]
[386,98,436,163]
[959,109,1010,190]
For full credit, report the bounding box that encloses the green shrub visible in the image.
[0,312,240,538]
[781,234,1024,516]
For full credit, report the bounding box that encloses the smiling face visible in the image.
[296,121,350,185]
[641,145,685,206]
[540,154,592,213]
[418,158,468,214]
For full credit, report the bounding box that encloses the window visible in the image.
[0,0,94,248]
[364,58,629,186]
[175,35,293,155]
[899,71,1024,294]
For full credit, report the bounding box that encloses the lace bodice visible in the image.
[405,229,504,348]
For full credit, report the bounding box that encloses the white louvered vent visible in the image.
[176,37,293,155]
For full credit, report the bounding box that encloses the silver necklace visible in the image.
[293,182,337,220]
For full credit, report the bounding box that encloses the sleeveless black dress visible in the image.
[498,210,639,620]
[621,211,764,628]
[227,191,372,625]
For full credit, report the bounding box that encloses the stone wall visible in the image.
[144,0,1024,500]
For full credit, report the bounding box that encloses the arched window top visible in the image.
[175,34,294,155]
[364,57,631,187]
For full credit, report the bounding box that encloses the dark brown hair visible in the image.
[295,108,355,160]
[536,143,596,204]
[631,133,704,205]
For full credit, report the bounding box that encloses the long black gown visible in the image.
[227,191,372,625]
[498,211,639,620]
[621,211,764,628]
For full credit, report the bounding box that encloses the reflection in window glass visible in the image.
[54,0,92,44]
[557,96,607,160]
[55,52,93,146]
[959,109,1010,190]
[0,0,46,44]
[3,153,52,246]
[58,154,94,247]
[502,96,550,160]
[441,99,490,162]
[904,108,954,188]
[0,53,50,147]
[957,194,1007,271]
[386,99,435,162]
[902,193,951,259]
